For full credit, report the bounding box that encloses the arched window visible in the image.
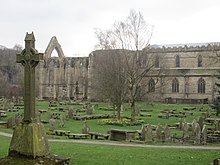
[198,78,205,93]
[175,55,180,67]
[148,79,155,92]
[198,55,202,67]
[172,78,179,93]
[155,56,159,68]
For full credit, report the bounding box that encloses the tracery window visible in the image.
[172,78,179,93]
[198,78,205,94]
[176,55,180,67]
[198,54,202,67]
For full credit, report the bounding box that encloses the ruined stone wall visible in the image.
[38,37,88,100]
[38,57,88,100]
[38,37,220,103]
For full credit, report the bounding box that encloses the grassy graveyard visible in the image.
[0,100,218,138]
[1,100,212,134]
[0,100,220,164]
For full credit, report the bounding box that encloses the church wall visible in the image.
[38,37,220,103]
[140,45,220,103]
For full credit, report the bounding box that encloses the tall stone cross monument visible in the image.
[17,32,42,122]
[9,32,49,158]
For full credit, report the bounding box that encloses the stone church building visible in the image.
[37,37,220,103]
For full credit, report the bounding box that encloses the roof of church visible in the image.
[150,42,220,49]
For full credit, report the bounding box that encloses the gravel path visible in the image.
[1,131,220,150]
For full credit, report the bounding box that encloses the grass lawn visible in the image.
[0,101,219,164]
[0,101,217,140]
[0,136,219,165]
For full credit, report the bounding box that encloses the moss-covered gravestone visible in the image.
[8,32,50,158]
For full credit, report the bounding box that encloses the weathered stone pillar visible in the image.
[53,68,57,99]
[66,64,71,99]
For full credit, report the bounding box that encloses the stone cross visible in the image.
[16,32,43,122]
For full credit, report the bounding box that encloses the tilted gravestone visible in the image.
[8,32,49,158]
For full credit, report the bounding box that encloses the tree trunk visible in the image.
[116,104,121,120]
[130,99,136,123]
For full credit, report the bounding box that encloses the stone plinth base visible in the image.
[213,158,220,165]
[9,122,50,158]
[0,155,71,165]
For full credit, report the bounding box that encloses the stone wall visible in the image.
[38,37,89,100]
[38,38,220,103]
[141,43,220,103]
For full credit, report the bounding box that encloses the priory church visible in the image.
[37,36,220,103]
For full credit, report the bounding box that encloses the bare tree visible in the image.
[94,10,161,122]
[0,46,23,98]
[91,50,127,119]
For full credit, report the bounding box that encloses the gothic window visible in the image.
[148,79,155,92]
[172,78,179,93]
[175,55,180,67]
[198,54,202,67]
[198,78,205,94]
[155,56,159,68]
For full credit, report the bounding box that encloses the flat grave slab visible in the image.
[110,129,137,141]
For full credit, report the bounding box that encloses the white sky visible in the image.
[1,0,220,56]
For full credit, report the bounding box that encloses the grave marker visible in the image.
[8,32,49,158]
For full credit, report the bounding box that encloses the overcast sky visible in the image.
[1,0,220,56]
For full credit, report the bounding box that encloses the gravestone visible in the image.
[182,122,189,141]
[82,121,90,134]
[214,120,220,131]
[201,125,207,144]
[8,33,49,158]
[49,118,56,131]
[68,108,76,119]
[164,124,170,141]
[197,116,204,130]
[194,123,201,144]
[7,117,16,128]
[191,119,197,137]
[15,112,22,125]
[179,118,183,130]
[140,124,146,141]
[60,115,65,128]
[156,124,163,142]
[145,124,153,142]
[86,104,93,115]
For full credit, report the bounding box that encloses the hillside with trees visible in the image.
[0,44,23,98]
